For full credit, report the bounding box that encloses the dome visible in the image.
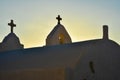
[0,33,23,52]
[3,33,21,44]
[0,20,24,52]
[46,15,72,46]
[47,24,71,39]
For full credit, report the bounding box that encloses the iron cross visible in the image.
[8,20,16,33]
[56,15,62,24]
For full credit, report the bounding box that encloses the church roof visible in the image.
[46,15,71,40]
[0,20,24,52]
[2,33,20,44]
[0,39,119,71]
[47,24,69,39]
[1,20,22,45]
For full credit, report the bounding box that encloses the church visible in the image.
[0,15,120,80]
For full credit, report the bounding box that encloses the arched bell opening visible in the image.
[58,33,65,44]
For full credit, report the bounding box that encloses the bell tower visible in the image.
[46,15,72,46]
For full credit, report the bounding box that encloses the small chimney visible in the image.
[103,25,109,40]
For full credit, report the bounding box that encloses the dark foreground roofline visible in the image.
[0,39,119,55]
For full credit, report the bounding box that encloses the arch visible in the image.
[58,33,65,44]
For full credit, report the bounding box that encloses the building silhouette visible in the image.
[0,20,23,52]
[46,15,72,46]
[0,16,120,80]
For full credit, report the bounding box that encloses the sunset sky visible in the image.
[0,0,120,48]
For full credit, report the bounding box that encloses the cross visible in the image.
[8,20,16,33]
[56,15,62,24]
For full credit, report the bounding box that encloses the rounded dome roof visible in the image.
[2,33,21,44]
[47,24,67,38]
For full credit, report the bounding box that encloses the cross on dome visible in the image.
[56,15,62,24]
[8,20,16,33]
